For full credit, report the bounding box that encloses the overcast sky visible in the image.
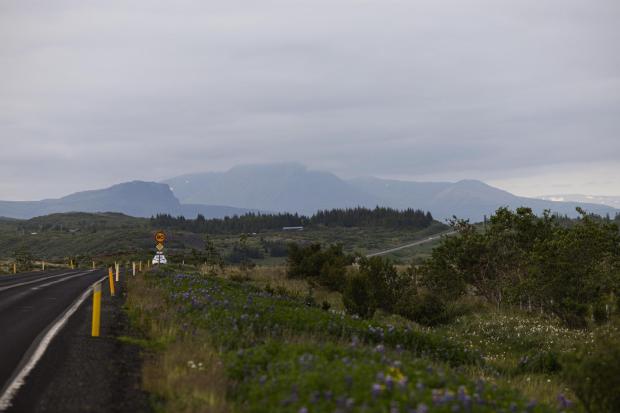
[1,0,618,200]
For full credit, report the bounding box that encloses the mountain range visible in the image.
[164,163,618,221]
[0,163,618,222]
[0,181,252,220]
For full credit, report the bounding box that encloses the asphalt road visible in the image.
[366,230,456,257]
[0,268,107,410]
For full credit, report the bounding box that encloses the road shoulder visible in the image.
[7,276,151,413]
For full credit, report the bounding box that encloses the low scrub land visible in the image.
[126,207,620,413]
[0,208,448,268]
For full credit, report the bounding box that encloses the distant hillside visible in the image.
[164,163,381,215]
[2,166,617,222]
[165,163,619,222]
[349,177,619,222]
[0,181,253,220]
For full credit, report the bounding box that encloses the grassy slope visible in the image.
[0,213,448,264]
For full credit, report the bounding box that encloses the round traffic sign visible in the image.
[155,231,167,243]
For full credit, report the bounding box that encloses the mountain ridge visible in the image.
[0,181,253,220]
[166,164,619,222]
[1,164,617,222]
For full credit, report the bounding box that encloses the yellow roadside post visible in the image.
[91,283,102,337]
[13,263,16,274]
[108,267,115,296]
[92,260,96,269]
[132,262,136,276]
[139,261,142,272]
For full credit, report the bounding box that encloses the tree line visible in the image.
[150,206,436,233]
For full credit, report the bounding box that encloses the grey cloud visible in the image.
[0,0,618,200]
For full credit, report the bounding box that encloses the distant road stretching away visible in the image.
[0,268,107,411]
[366,231,456,257]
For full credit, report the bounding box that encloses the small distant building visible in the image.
[282,226,304,231]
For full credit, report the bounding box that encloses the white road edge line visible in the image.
[0,270,90,293]
[30,271,94,290]
[0,274,107,411]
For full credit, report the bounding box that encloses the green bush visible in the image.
[14,247,33,272]
[343,272,376,318]
[592,301,609,324]
[563,327,620,413]
[358,256,402,313]
[287,243,351,291]
[318,259,348,292]
[517,350,562,374]
[396,289,449,326]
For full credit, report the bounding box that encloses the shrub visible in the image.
[357,256,403,313]
[556,300,589,329]
[592,301,609,324]
[286,243,351,291]
[318,259,348,292]
[303,288,317,307]
[517,350,562,374]
[14,247,33,272]
[343,272,376,318]
[396,289,449,326]
[261,239,289,257]
[563,327,620,413]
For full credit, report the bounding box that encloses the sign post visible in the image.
[152,231,168,265]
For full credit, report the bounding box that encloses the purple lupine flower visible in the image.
[398,377,408,391]
[557,394,572,409]
[461,394,472,409]
[371,383,383,399]
[475,379,485,394]
[290,385,299,403]
[385,375,394,391]
[416,403,429,413]
[344,375,353,388]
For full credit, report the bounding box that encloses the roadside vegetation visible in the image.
[124,206,619,413]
